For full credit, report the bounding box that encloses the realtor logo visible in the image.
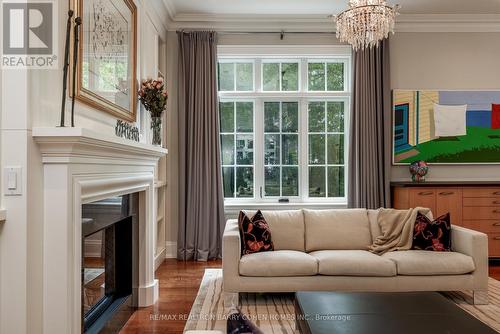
[2,1,58,68]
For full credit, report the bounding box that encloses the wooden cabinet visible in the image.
[394,187,462,226]
[392,183,500,258]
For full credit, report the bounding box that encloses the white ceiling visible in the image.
[164,0,500,16]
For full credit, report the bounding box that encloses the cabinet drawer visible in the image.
[489,234,500,257]
[463,188,500,198]
[463,197,500,207]
[462,220,500,233]
[463,207,500,220]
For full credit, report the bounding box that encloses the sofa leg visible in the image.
[473,290,489,305]
[223,292,239,312]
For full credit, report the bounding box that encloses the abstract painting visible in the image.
[393,90,500,164]
[72,0,137,121]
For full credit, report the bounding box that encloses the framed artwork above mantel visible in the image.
[70,0,137,122]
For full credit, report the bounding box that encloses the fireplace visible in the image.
[34,127,167,334]
[82,194,139,333]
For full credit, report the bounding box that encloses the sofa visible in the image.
[222,209,489,306]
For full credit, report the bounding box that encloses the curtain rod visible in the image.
[178,30,335,40]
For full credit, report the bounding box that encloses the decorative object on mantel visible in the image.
[70,0,137,122]
[59,10,74,127]
[70,17,82,127]
[409,160,428,182]
[138,77,168,146]
[115,120,139,142]
[333,0,399,51]
[393,90,500,164]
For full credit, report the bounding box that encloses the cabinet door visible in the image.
[435,188,463,226]
[408,188,436,214]
[392,187,409,209]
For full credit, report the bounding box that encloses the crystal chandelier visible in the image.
[334,0,400,51]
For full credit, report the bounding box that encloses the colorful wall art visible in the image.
[393,90,500,164]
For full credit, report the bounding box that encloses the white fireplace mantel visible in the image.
[33,127,167,334]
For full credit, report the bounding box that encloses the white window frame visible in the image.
[218,45,352,208]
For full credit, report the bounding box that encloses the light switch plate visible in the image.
[4,167,22,196]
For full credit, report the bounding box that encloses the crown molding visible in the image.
[161,0,176,23]
[396,14,500,32]
[160,9,500,33]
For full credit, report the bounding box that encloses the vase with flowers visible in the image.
[138,77,168,146]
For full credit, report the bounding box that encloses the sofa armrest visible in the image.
[451,225,488,290]
[223,219,241,291]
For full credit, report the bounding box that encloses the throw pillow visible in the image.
[238,210,274,255]
[412,212,451,251]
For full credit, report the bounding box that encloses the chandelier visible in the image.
[334,0,400,51]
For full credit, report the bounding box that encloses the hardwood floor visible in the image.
[120,259,222,334]
[120,259,500,334]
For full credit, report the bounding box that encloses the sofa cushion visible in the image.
[262,210,304,251]
[304,209,372,251]
[382,250,475,275]
[310,250,397,277]
[239,250,318,277]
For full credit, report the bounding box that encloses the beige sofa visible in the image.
[222,209,489,305]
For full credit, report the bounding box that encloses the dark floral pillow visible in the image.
[238,210,274,255]
[412,212,452,251]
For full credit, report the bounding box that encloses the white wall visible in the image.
[390,32,500,182]
[0,1,169,333]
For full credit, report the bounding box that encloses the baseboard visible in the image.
[154,248,166,270]
[165,241,177,259]
[84,239,102,258]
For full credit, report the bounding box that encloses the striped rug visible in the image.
[184,269,500,333]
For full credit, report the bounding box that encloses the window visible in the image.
[308,101,345,197]
[218,61,254,91]
[262,61,299,91]
[220,101,254,198]
[308,61,345,91]
[264,102,299,197]
[218,46,351,204]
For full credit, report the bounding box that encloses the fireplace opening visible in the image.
[82,194,139,333]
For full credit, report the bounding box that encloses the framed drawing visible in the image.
[392,90,500,165]
[71,0,137,121]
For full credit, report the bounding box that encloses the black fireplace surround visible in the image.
[82,194,139,334]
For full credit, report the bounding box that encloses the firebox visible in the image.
[82,194,139,333]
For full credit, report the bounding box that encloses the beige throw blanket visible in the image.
[369,207,432,255]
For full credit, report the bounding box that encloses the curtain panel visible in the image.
[177,31,225,261]
[348,39,392,209]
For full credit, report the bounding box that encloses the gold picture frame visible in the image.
[70,0,137,122]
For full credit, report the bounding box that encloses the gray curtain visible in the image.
[348,39,392,209]
[177,31,225,261]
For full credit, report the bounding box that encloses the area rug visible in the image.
[184,269,500,333]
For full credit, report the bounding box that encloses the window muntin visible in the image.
[220,101,255,198]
